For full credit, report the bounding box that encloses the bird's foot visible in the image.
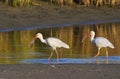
[93,56,97,59]
[48,59,52,64]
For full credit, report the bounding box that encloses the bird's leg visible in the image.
[48,50,54,62]
[105,47,109,64]
[106,58,108,64]
[105,47,108,59]
[94,47,100,58]
[55,49,59,63]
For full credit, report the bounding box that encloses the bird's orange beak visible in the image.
[81,32,90,43]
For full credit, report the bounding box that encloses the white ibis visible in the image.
[30,33,70,63]
[82,31,114,58]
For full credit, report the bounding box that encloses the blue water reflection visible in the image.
[21,56,120,64]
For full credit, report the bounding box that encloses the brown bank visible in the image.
[0,2,120,31]
[0,2,120,79]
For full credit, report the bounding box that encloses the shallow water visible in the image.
[0,22,120,64]
[21,56,120,64]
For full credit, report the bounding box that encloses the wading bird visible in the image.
[82,31,114,58]
[30,33,70,63]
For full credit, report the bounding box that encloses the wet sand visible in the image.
[0,2,120,79]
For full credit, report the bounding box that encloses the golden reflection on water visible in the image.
[0,23,120,64]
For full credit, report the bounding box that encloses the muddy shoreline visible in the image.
[0,64,120,79]
[0,3,120,32]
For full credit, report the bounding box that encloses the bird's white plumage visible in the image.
[46,37,69,49]
[93,37,114,48]
[89,31,114,49]
[82,31,115,58]
[30,33,70,63]
[35,33,69,49]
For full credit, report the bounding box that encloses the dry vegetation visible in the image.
[0,0,120,7]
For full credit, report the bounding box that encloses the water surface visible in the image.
[0,23,120,64]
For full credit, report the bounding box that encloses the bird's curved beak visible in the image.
[81,32,90,43]
[30,35,38,48]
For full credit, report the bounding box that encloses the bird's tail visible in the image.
[109,45,114,49]
[108,43,115,49]
[62,43,70,49]
[64,44,70,49]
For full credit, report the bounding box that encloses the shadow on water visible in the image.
[0,22,120,64]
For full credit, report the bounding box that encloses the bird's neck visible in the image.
[91,36,94,42]
[38,37,46,43]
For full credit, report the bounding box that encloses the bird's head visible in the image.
[36,33,43,39]
[82,31,95,43]
[30,33,43,48]
[89,31,95,38]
